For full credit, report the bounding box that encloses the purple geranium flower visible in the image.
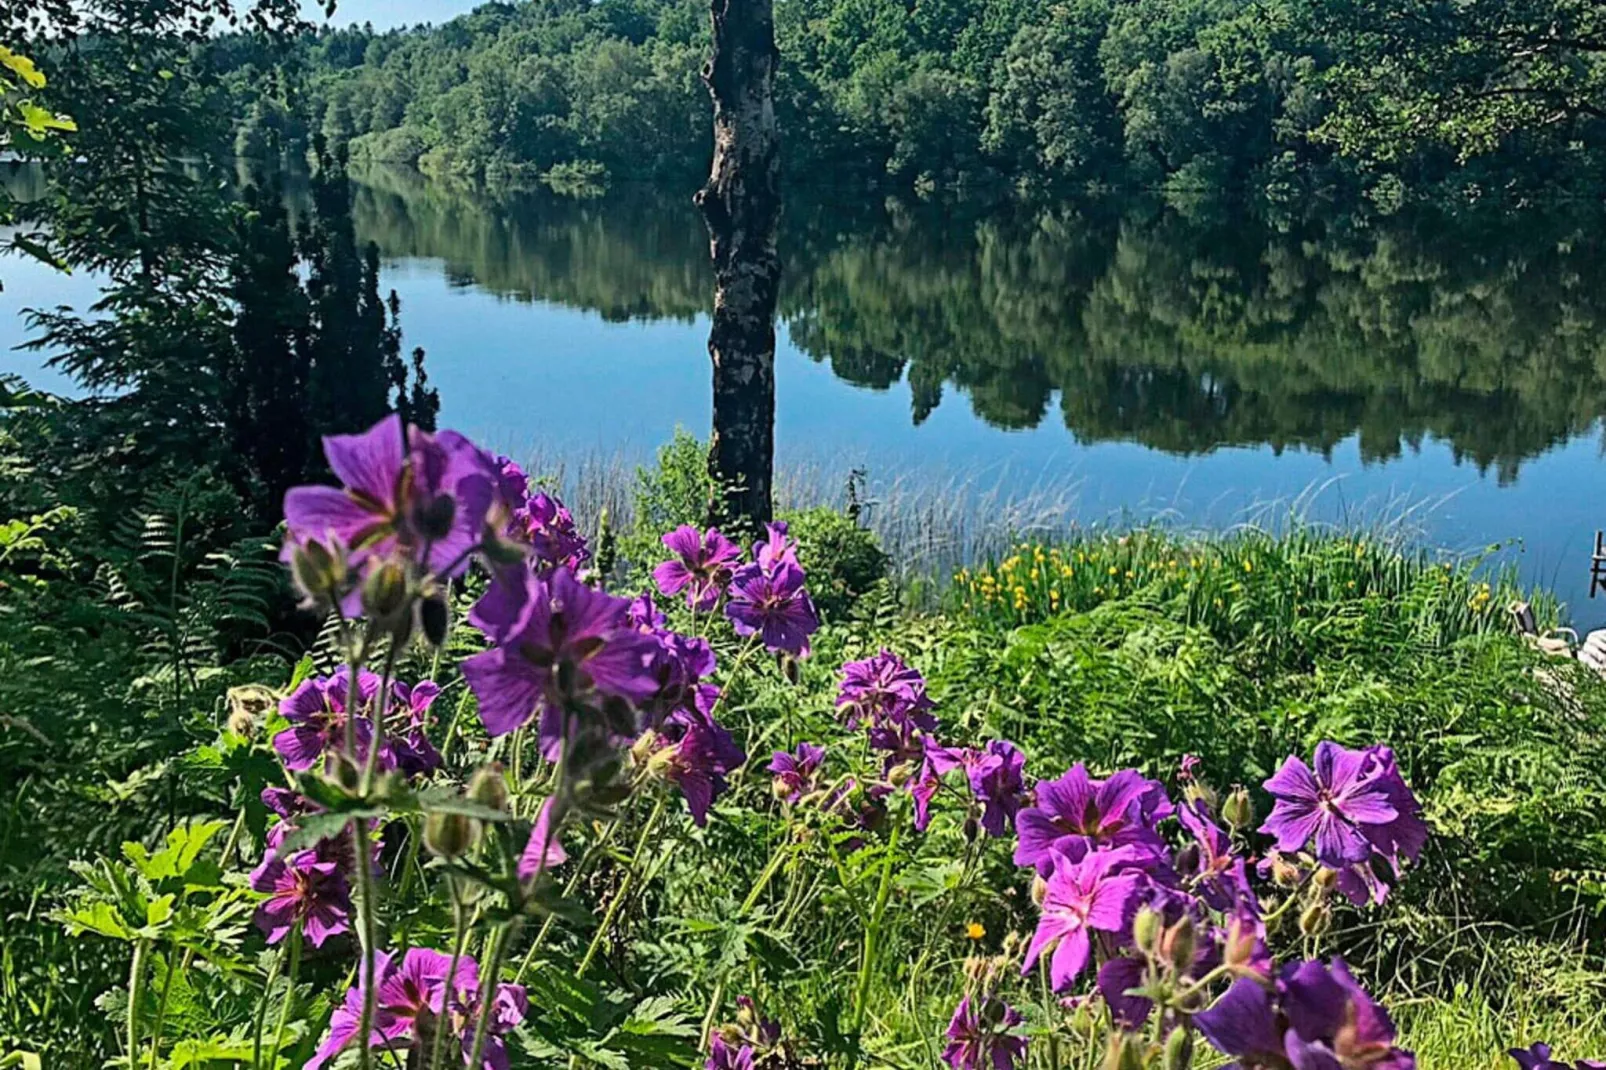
[248,849,350,948]
[1022,847,1146,991]
[388,679,443,779]
[1282,958,1415,1070]
[768,743,826,803]
[908,738,961,832]
[1362,745,1428,872]
[963,740,1027,838]
[519,797,569,881]
[283,414,495,581]
[836,649,937,732]
[1178,801,1256,912]
[309,948,526,1070]
[942,994,1027,1070]
[516,490,590,574]
[648,706,746,826]
[273,668,388,773]
[753,521,800,573]
[1014,764,1173,875]
[462,566,660,752]
[1195,976,1285,1066]
[725,561,820,657]
[654,525,744,610]
[1510,1044,1606,1070]
[1260,742,1421,870]
[706,1036,755,1070]
[1096,956,1154,1030]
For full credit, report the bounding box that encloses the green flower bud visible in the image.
[466,763,509,814]
[1299,901,1332,938]
[1221,787,1254,831]
[361,559,412,626]
[1164,915,1197,975]
[1163,1026,1193,1070]
[420,593,450,647]
[290,537,347,609]
[423,810,479,859]
[1132,906,1162,955]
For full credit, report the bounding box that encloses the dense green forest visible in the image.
[216,0,1606,196]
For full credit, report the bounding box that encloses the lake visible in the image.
[5,167,1606,618]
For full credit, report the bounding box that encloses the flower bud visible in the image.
[886,762,914,788]
[327,751,362,794]
[1313,866,1339,892]
[424,810,479,859]
[1270,855,1303,887]
[781,653,800,686]
[1223,917,1259,971]
[1102,1032,1145,1070]
[1162,1026,1193,1070]
[290,537,348,609]
[772,777,794,802]
[227,706,256,738]
[1068,998,1096,1039]
[361,559,412,625]
[1221,787,1253,831]
[420,593,449,647]
[1163,915,1197,975]
[466,763,509,814]
[1182,781,1217,813]
[1030,873,1048,906]
[1299,901,1331,938]
[1132,906,1162,954]
[413,493,457,542]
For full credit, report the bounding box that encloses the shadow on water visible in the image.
[344,165,1606,485]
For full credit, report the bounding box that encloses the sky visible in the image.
[301,0,482,30]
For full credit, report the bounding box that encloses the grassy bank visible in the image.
[3,434,1605,1068]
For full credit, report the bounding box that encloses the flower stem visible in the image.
[251,942,286,1070]
[428,878,469,1070]
[127,939,148,1066]
[266,927,303,1070]
[352,818,380,1070]
[146,949,178,1070]
[465,917,519,1070]
[851,824,899,1047]
[576,795,667,977]
[513,816,624,984]
[362,640,403,792]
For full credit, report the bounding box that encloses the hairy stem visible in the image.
[428,879,468,1070]
[352,818,379,1070]
[266,927,303,1070]
[464,918,518,1070]
[576,795,667,977]
[127,939,148,1066]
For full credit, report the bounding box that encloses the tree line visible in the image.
[216,0,1606,197]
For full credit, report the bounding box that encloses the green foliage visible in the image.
[779,505,888,621]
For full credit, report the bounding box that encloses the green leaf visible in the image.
[0,46,45,88]
[59,901,132,941]
[146,894,175,928]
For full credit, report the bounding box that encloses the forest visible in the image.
[216,0,1606,196]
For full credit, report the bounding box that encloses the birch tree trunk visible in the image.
[695,0,781,532]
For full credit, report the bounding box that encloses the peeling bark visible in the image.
[695,0,781,532]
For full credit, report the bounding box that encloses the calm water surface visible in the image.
[5,170,1606,616]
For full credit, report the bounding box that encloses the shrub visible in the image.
[780,505,888,620]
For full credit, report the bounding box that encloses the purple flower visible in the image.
[308,948,526,1070]
[1259,742,1423,871]
[1281,958,1415,1070]
[283,414,494,581]
[1196,959,1415,1070]
[519,797,569,881]
[1096,956,1154,1030]
[648,706,746,826]
[641,629,718,723]
[1178,802,1256,912]
[1022,847,1146,991]
[1013,764,1173,875]
[1178,754,1201,782]
[1361,745,1428,872]
[1510,1045,1606,1070]
[768,743,826,803]
[654,525,743,610]
[1195,976,1285,1065]
[963,740,1027,838]
[248,849,349,948]
[706,1036,754,1070]
[273,668,388,773]
[725,561,820,657]
[908,739,961,832]
[942,994,1027,1070]
[628,592,667,631]
[515,490,590,574]
[461,566,660,752]
[836,649,937,732]
[388,679,443,779]
[753,521,800,573]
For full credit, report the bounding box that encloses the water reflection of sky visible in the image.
[5,252,1605,621]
